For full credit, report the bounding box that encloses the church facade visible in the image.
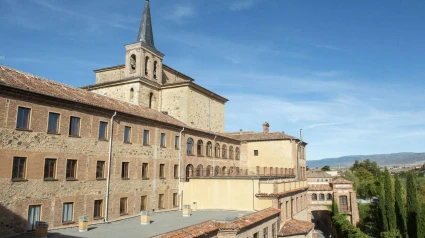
[0,1,309,237]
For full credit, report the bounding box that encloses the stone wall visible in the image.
[95,67,125,84]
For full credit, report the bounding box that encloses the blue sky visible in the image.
[1,0,425,160]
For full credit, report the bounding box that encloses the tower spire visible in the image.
[137,0,156,50]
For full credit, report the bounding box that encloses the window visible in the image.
[339,196,348,211]
[222,145,227,158]
[69,116,80,136]
[263,227,268,238]
[145,56,149,76]
[173,193,178,207]
[12,157,26,180]
[94,200,103,218]
[120,197,128,215]
[160,133,166,147]
[175,136,179,149]
[206,141,212,157]
[229,146,234,159]
[129,88,134,101]
[16,107,31,130]
[235,147,240,160]
[187,138,194,155]
[254,150,259,156]
[197,140,203,156]
[47,112,60,133]
[215,143,220,158]
[327,194,332,200]
[272,223,276,238]
[96,161,105,179]
[141,196,147,211]
[319,194,325,201]
[159,164,165,178]
[44,158,57,180]
[286,201,289,218]
[253,232,259,238]
[158,194,164,209]
[312,194,317,201]
[66,160,77,180]
[62,203,73,223]
[149,93,153,108]
[174,165,178,178]
[142,163,148,179]
[124,126,131,143]
[122,162,129,179]
[143,130,150,145]
[98,121,108,140]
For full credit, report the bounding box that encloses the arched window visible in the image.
[312,194,317,201]
[129,88,134,101]
[285,168,288,176]
[215,143,220,158]
[280,168,284,175]
[229,146,234,159]
[327,194,332,200]
[197,140,203,156]
[235,147,240,160]
[275,167,279,175]
[149,92,153,109]
[214,166,221,176]
[153,61,158,79]
[222,145,227,158]
[206,141,212,157]
[206,165,211,177]
[222,166,227,176]
[186,138,194,155]
[145,56,149,76]
[185,164,193,182]
[269,167,273,175]
[319,194,325,201]
[236,167,240,175]
[196,164,203,177]
[130,54,136,71]
[339,196,348,211]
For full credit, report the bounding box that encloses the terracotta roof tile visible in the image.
[306,171,333,178]
[331,178,353,184]
[224,207,280,231]
[151,221,219,238]
[256,186,309,198]
[308,184,332,191]
[279,219,314,237]
[224,132,299,142]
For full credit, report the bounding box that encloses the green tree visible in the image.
[321,165,331,171]
[350,159,380,176]
[394,175,407,237]
[378,177,389,232]
[357,179,377,199]
[354,167,374,181]
[406,172,421,238]
[383,169,397,230]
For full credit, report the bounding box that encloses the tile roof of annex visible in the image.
[279,219,314,237]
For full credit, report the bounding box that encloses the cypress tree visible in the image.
[378,176,389,231]
[394,175,407,237]
[383,169,397,230]
[406,172,420,238]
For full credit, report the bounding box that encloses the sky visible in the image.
[1,0,425,160]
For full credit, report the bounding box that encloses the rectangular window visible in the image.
[122,162,129,179]
[47,112,60,133]
[96,161,105,179]
[339,196,349,211]
[142,163,148,179]
[143,130,150,145]
[173,193,178,207]
[44,158,57,180]
[16,107,31,130]
[141,196,147,211]
[253,232,259,238]
[160,133,166,147]
[66,160,77,180]
[124,126,131,143]
[94,200,103,218]
[174,165,178,178]
[98,121,108,140]
[159,164,165,178]
[12,157,26,180]
[62,203,73,223]
[158,194,164,209]
[263,227,268,238]
[272,223,276,238]
[69,116,80,136]
[175,136,179,149]
[254,150,259,156]
[120,197,128,215]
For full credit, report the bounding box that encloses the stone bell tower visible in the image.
[124,0,164,84]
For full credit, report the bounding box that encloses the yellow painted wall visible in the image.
[246,140,294,173]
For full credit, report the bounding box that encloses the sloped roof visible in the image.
[152,221,219,238]
[225,132,298,142]
[221,207,280,231]
[279,219,314,237]
[306,170,333,178]
[0,65,236,140]
[331,178,353,184]
[256,186,309,198]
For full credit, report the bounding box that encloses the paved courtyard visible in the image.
[16,210,251,238]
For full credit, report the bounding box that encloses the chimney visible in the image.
[262,122,270,133]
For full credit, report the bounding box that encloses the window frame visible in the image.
[93,199,104,219]
[173,164,179,179]
[96,161,106,179]
[69,116,81,137]
[143,130,150,146]
[160,133,166,148]
[158,194,165,210]
[120,197,128,215]
[174,136,179,149]
[142,163,149,179]
[254,150,259,156]
[12,156,27,181]
[124,126,132,143]
[197,140,203,156]
[44,158,57,180]
[187,138,194,155]
[173,193,178,207]
[62,202,74,224]
[98,121,108,140]
[47,112,60,134]
[141,195,148,211]
[16,106,31,130]
[121,162,129,179]
[66,159,78,180]
[159,164,165,179]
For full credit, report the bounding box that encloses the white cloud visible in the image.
[230,0,260,11]
[163,4,195,23]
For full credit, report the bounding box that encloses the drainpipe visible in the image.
[212,135,217,176]
[178,127,185,210]
[105,111,117,223]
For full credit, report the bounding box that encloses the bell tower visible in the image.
[125,0,164,84]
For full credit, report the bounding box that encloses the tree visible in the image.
[357,179,377,199]
[406,172,421,238]
[383,169,397,230]
[321,165,331,171]
[306,166,310,171]
[378,177,388,232]
[350,159,380,176]
[394,175,407,237]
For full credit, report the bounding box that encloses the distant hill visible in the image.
[307,152,425,169]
